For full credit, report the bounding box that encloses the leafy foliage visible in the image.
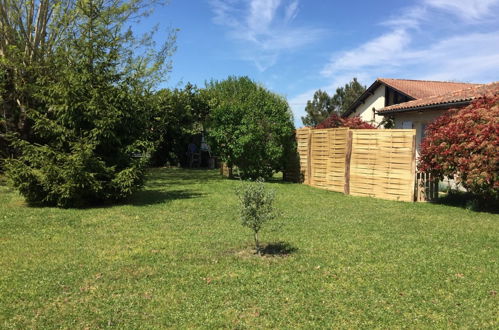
[418,95,499,199]
[148,84,210,166]
[315,114,376,129]
[331,78,366,115]
[378,115,395,129]
[235,179,276,253]
[301,90,334,127]
[0,0,77,157]
[301,78,366,127]
[3,0,175,207]
[207,76,295,179]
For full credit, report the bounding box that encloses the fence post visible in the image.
[410,134,417,201]
[305,128,312,185]
[344,130,353,195]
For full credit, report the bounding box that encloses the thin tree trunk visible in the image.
[254,231,260,255]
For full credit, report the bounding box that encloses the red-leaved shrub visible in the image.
[316,114,376,129]
[418,94,499,198]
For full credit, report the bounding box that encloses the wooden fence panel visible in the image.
[325,128,349,192]
[288,127,417,202]
[348,130,416,202]
[295,127,312,184]
[310,129,330,188]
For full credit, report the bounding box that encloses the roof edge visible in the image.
[379,100,471,115]
[341,80,382,118]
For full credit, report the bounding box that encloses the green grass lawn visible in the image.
[1,168,498,328]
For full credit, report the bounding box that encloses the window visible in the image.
[402,121,413,129]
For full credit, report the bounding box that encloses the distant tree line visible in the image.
[301,78,366,127]
[0,1,368,208]
[1,0,295,209]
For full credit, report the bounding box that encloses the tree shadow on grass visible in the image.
[129,189,204,206]
[434,191,499,214]
[145,168,221,188]
[260,241,298,256]
[24,189,204,209]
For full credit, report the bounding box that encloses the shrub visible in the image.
[148,84,210,167]
[316,114,376,129]
[207,76,295,179]
[418,94,499,200]
[235,179,276,254]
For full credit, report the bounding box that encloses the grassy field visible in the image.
[1,168,498,328]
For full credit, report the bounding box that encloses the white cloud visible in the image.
[424,0,499,22]
[289,0,499,127]
[321,29,411,77]
[320,0,499,82]
[209,0,325,71]
[412,32,499,81]
[247,0,281,33]
[284,0,299,22]
[382,6,427,29]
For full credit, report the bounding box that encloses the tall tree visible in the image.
[331,78,366,115]
[301,78,366,127]
[148,83,210,166]
[0,0,77,160]
[207,76,295,180]
[3,0,176,206]
[0,0,175,165]
[301,89,334,127]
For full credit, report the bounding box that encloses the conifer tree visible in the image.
[4,0,176,207]
[301,89,334,127]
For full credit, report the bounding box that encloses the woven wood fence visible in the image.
[287,127,418,202]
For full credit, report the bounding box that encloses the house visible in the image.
[342,78,479,126]
[377,81,499,153]
[341,78,499,153]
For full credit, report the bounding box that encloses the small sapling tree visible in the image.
[236,179,276,254]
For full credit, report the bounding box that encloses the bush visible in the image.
[316,113,376,129]
[207,76,295,179]
[148,84,210,167]
[5,139,149,207]
[235,179,276,254]
[3,0,165,207]
[418,94,499,200]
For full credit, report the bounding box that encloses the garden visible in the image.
[1,1,498,328]
[1,168,498,328]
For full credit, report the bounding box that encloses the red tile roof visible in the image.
[342,78,480,118]
[379,81,499,113]
[378,78,480,99]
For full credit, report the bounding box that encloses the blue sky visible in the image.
[142,0,499,127]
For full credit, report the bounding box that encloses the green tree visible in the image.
[149,83,210,166]
[301,89,334,127]
[0,0,78,164]
[301,78,366,127]
[207,76,295,180]
[4,0,176,207]
[236,179,276,254]
[331,78,366,115]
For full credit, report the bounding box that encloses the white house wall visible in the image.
[347,85,385,126]
[392,109,447,156]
